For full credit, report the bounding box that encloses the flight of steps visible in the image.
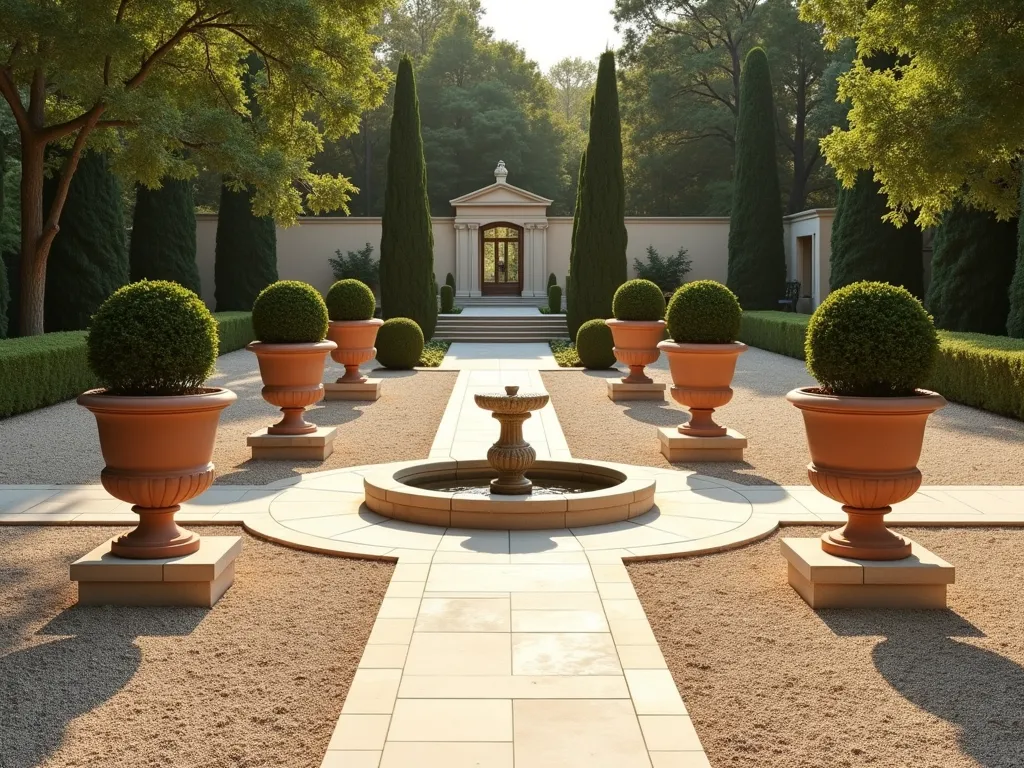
[435,312,568,342]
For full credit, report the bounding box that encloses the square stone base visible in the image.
[247,426,337,460]
[71,536,242,607]
[324,379,382,401]
[658,427,747,462]
[607,381,666,401]
[781,537,955,609]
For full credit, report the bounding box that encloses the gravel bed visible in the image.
[0,525,392,768]
[542,346,1024,485]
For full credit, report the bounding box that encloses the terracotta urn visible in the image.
[787,387,947,560]
[606,319,666,384]
[657,341,747,436]
[248,340,337,435]
[326,318,384,384]
[78,388,237,559]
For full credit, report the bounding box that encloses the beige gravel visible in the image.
[0,525,392,768]
[629,527,1024,768]
[0,350,457,485]
[542,346,1024,485]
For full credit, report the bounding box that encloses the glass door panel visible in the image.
[483,241,496,283]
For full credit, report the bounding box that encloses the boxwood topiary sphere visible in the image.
[666,280,741,343]
[440,284,455,313]
[88,279,218,396]
[806,281,938,397]
[326,279,376,321]
[375,317,424,369]
[252,280,328,343]
[576,319,616,369]
[613,279,666,321]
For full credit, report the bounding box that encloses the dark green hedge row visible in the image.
[0,312,255,419]
[740,311,1024,420]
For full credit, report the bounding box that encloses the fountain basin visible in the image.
[363,459,657,530]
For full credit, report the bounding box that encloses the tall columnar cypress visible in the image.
[565,148,587,338]
[830,170,924,298]
[380,56,437,340]
[213,183,278,310]
[43,150,129,331]
[130,178,202,295]
[727,47,786,309]
[568,52,627,339]
[1006,177,1024,337]
[0,133,9,339]
[927,204,1018,334]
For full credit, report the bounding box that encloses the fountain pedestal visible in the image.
[474,386,550,495]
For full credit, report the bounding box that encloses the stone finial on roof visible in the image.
[495,160,508,184]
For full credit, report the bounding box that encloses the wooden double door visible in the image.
[481,223,523,296]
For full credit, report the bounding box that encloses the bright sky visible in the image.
[479,0,622,72]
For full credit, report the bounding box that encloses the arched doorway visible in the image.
[480,223,523,296]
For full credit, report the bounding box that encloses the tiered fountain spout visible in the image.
[473,385,549,494]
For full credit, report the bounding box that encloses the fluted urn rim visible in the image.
[474,391,550,413]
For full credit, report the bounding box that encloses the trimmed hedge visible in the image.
[0,312,255,418]
[576,319,616,369]
[376,317,424,369]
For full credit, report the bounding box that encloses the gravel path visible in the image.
[0,350,457,486]
[629,527,1024,768]
[0,525,392,768]
[542,346,1024,485]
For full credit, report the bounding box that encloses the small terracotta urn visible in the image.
[78,388,237,558]
[248,340,337,435]
[327,318,384,383]
[657,341,747,436]
[606,319,666,384]
[787,387,947,560]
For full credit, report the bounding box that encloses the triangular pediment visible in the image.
[450,182,553,207]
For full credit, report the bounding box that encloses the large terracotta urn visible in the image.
[787,387,946,560]
[606,319,666,384]
[78,388,237,558]
[326,318,384,383]
[657,341,747,436]
[248,341,337,435]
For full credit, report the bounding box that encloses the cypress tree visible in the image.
[566,148,587,338]
[0,134,8,339]
[830,170,924,298]
[1006,177,1024,337]
[43,150,129,332]
[568,52,627,339]
[727,47,786,309]
[927,204,1018,334]
[213,183,278,310]
[130,178,201,295]
[1,139,20,336]
[380,56,437,340]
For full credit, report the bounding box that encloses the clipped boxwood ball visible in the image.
[88,279,218,396]
[326,279,376,321]
[806,281,938,397]
[666,280,741,343]
[376,317,424,369]
[548,284,562,314]
[576,319,616,369]
[440,284,455,314]
[252,280,328,343]
[613,279,666,322]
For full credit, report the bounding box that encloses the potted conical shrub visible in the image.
[248,281,335,435]
[78,280,236,559]
[658,280,746,436]
[607,279,666,383]
[325,279,382,384]
[787,281,946,560]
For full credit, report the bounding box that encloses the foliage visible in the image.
[439,284,455,313]
[375,317,424,369]
[548,273,557,290]
[326,279,376,322]
[380,57,437,340]
[805,282,938,397]
[252,281,329,344]
[738,310,810,360]
[927,205,1018,335]
[329,243,380,288]
[829,170,923,298]
[1008,179,1024,338]
[88,280,218,396]
[0,135,7,339]
[445,273,457,292]
[1,141,18,336]
[548,284,563,314]
[418,340,451,367]
[566,149,587,337]
[727,48,786,310]
[129,178,201,295]
[575,319,616,369]
[549,339,581,367]
[666,280,742,343]
[214,312,256,353]
[214,184,279,311]
[633,246,692,293]
[613,279,666,322]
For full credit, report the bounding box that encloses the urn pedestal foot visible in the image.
[821,506,913,560]
[110,506,200,559]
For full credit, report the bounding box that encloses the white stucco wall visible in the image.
[782,209,835,309]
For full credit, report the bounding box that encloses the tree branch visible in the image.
[0,68,31,135]
[40,114,103,252]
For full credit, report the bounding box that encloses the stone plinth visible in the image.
[607,381,667,402]
[781,537,955,609]
[71,536,241,607]
[658,427,747,462]
[324,379,382,401]
[248,426,337,460]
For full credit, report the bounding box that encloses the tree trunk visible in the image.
[18,140,47,336]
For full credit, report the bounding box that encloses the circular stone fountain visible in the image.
[363,385,656,530]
